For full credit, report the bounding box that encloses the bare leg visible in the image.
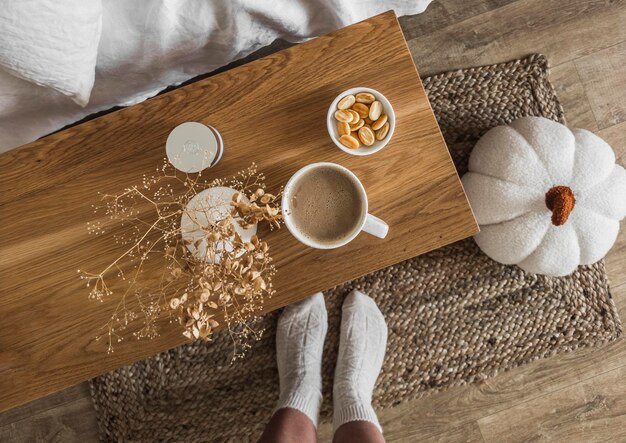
[258,408,317,443]
[333,421,386,443]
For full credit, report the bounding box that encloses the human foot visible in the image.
[275,292,328,427]
[333,289,387,434]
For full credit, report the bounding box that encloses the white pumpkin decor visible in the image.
[462,116,626,277]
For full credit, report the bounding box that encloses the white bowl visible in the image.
[326,87,395,156]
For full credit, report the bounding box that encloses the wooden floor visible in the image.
[2,0,625,441]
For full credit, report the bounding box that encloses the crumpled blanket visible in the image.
[0,0,431,153]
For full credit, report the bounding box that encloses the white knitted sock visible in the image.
[275,292,327,428]
[333,289,388,434]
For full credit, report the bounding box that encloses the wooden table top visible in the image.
[0,11,478,412]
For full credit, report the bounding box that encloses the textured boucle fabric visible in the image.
[462,117,626,276]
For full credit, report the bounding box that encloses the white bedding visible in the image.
[0,0,431,154]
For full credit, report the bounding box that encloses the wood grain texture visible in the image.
[0,394,99,443]
[573,41,626,130]
[477,366,626,442]
[0,383,98,442]
[406,0,626,76]
[398,0,517,40]
[319,419,486,443]
[0,384,90,428]
[0,11,478,412]
[550,62,599,132]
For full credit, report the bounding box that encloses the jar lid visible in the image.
[166,122,223,173]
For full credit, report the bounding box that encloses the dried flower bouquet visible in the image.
[79,162,281,359]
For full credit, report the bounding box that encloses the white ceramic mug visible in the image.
[282,162,389,249]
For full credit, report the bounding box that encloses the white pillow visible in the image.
[0,0,102,107]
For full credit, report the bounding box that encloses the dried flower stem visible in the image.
[79,161,281,358]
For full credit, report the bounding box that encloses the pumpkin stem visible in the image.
[545,186,576,226]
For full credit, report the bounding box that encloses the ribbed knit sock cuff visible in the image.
[275,389,323,428]
[333,403,382,434]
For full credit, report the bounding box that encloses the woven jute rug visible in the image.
[90,54,622,442]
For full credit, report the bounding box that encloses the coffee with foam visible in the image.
[289,166,364,245]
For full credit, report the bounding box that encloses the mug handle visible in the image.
[362,213,389,239]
